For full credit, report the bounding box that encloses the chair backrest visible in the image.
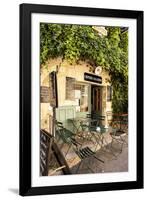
[40,129,52,176]
[92,113,105,120]
[91,113,105,127]
[55,121,75,144]
[56,121,64,131]
[120,114,128,129]
[121,114,128,122]
[55,121,66,142]
[112,113,128,122]
[86,113,92,118]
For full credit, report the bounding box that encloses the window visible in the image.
[75,84,89,112]
[107,86,112,101]
[65,78,89,112]
[66,77,75,100]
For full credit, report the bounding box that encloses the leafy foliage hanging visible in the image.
[40,23,128,113]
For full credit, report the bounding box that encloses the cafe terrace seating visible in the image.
[55,121,104,173]
[54,113,128,173]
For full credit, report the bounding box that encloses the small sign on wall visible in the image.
[40,86,49,103]
[75,90,81,99]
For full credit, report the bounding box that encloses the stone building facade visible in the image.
[40,57,112,133]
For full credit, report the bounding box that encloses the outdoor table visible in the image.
[68,118,84,134]
[68,117,98,134]
[89,125,115,153]
[93,126,110,148]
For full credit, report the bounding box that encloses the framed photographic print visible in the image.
[19,3,144,196]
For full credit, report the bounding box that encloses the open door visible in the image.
[91,86,102,114]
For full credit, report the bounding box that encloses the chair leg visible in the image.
[92,132,102,152]
[87,165,95,173]
[59,142,72,158]
[124,134,128,147]
[109,141,119,159]
[100,141,118,160]
[60,141,65,150]
[92,156,104,173]
[75,160,83,174]
[120,135,128,146]
[74,154,104,174]
[110,137,125,156]
[64,144,72,158]
[93,155,104,163]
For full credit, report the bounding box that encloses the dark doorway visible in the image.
[91,86,102,114]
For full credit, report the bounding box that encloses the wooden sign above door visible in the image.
[84,72,102,84]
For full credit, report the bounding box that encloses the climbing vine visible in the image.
[40,23,128,113]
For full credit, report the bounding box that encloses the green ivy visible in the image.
[40,23,128,113]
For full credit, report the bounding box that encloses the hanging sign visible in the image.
[84,72,102,84]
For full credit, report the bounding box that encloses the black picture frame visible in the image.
[19,3,144,196]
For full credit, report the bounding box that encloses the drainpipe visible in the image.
[104,86,109,128]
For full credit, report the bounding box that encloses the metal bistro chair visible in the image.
[120,114,128,134]
[89,114,106,147]
[85,113,105,125]
[121,114,128,146]
[55,121,104,174]
[80,114,105,136]
[79,119,98,143]
[106,112,128,137]
[74,116,105,174]
[92,113,105,124]
[109,129,126,157]
[79,113,92,131]
[78,114,106,150]
[74,146,104,174]
[55,121,82,158]
[109,114,128,157]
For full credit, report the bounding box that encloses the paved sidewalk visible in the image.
[71,138,128,174]
[48,135,128,175]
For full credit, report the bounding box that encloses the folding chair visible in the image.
[111,114,128,144]
[92,113,105,126]
[109,128,127,156]
[55,121,82,158]
[88,125,116,159]
[55,121,104,174]
[73,146,104,173]
[79,115,106,152]
[108,114,128,157]
[95,113,127,159]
